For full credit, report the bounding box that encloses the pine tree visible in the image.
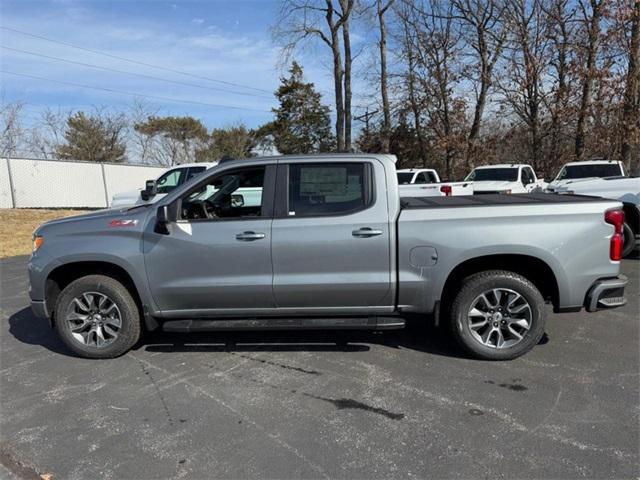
[56,112,127,162]
[262,62,334,154]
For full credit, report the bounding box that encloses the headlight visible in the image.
[32,235,44,252]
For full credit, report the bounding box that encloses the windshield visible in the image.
[555,164,622,181]
[397,172,415,184]
[156,168,186,194]
[466,168,518,182]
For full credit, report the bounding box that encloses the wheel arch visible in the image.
[440,254,560,313]
[45,260,156,331]
[622,202,639,234]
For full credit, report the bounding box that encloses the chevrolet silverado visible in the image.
[29,154,628,360]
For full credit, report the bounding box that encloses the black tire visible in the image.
[449,270,546,361]
[54,275,141,359]
[622,222,636,258]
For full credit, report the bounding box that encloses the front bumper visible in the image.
[30,300,49,319]
[585,275,628,312]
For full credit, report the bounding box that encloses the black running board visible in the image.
[162,317,405,333]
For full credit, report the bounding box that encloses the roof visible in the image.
[223,153,399,165]
[474,164,531,169]
[396,168,437,173]
[172,162,218,168]
[563,160,621,166]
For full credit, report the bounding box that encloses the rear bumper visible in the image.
[585,275,628,312]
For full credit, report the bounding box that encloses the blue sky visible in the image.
[1,0,358,130]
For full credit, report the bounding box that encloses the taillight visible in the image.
[604,209,625,261]
[440,185,452,196]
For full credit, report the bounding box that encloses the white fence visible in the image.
[0,157,165,208]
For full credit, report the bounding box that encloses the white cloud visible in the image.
[191,18,205,25]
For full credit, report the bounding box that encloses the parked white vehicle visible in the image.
[111,162,217,208]
[465,164,546,194]
[553,176,640,257]
[546,160,627,192]
[396,168,473,197]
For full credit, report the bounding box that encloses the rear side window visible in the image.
[287,163,370,217]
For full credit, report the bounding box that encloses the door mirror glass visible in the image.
[141,179,158,200]
[231,194,245,208]
[155,201,180,234]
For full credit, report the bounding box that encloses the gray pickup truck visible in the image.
[29,154,628,360]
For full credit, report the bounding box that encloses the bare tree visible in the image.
[452,0,507,168]
[404,0,466,178]
[340,0,355,150]
[498,0,551,172]
[543,0,576,168]
[274,0,354,151]
[0,99,25,157]
[27,107,69,159]
[377,0,395,152]
[621,0,640,174]
[575,0,606,159]
[128,99,161,164]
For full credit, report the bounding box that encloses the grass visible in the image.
[0,209,84,259]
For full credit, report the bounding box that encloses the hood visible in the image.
[547,177,598,190]
[471,180,515,192]
[34,206,148,237]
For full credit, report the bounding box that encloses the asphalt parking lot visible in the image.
[0,255,638,479]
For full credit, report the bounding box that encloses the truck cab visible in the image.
[546,160,627,193]
[466,164,544,194]
[396,168,441,184]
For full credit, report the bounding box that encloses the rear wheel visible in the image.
[54,275,141,359]
[449,270,546,360]
[622,222,636,258]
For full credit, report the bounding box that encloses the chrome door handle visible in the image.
[352,227,383,238]
[236,231,266,241]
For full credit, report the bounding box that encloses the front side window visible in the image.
[288,163,368,217]
[466,168,519,182]
[156,168,186,194]
[415,173,428,184]
[180,166,265,220]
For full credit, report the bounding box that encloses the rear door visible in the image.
[271,159,392,311]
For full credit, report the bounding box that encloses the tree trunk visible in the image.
[340,0,353,151]
[326,3,345,152]
[378,0,393,153]
[575,0,603,160]
[466,27,490,170]
[622,0,640,176]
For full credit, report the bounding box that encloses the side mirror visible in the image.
[231,194,245,208]
[141,180,158,201]
[155,200,180,235]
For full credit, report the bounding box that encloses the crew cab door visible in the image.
[144,164,276,315]
[271,159,393,311]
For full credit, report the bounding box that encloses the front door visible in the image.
[144,164,276,316]
[271,160,392,311]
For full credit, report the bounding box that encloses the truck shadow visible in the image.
[8,307,470,359]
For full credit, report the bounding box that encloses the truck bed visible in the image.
[400,193,606,209]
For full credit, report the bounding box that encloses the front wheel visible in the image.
[449,270,546,360]
[54,275,141,359]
